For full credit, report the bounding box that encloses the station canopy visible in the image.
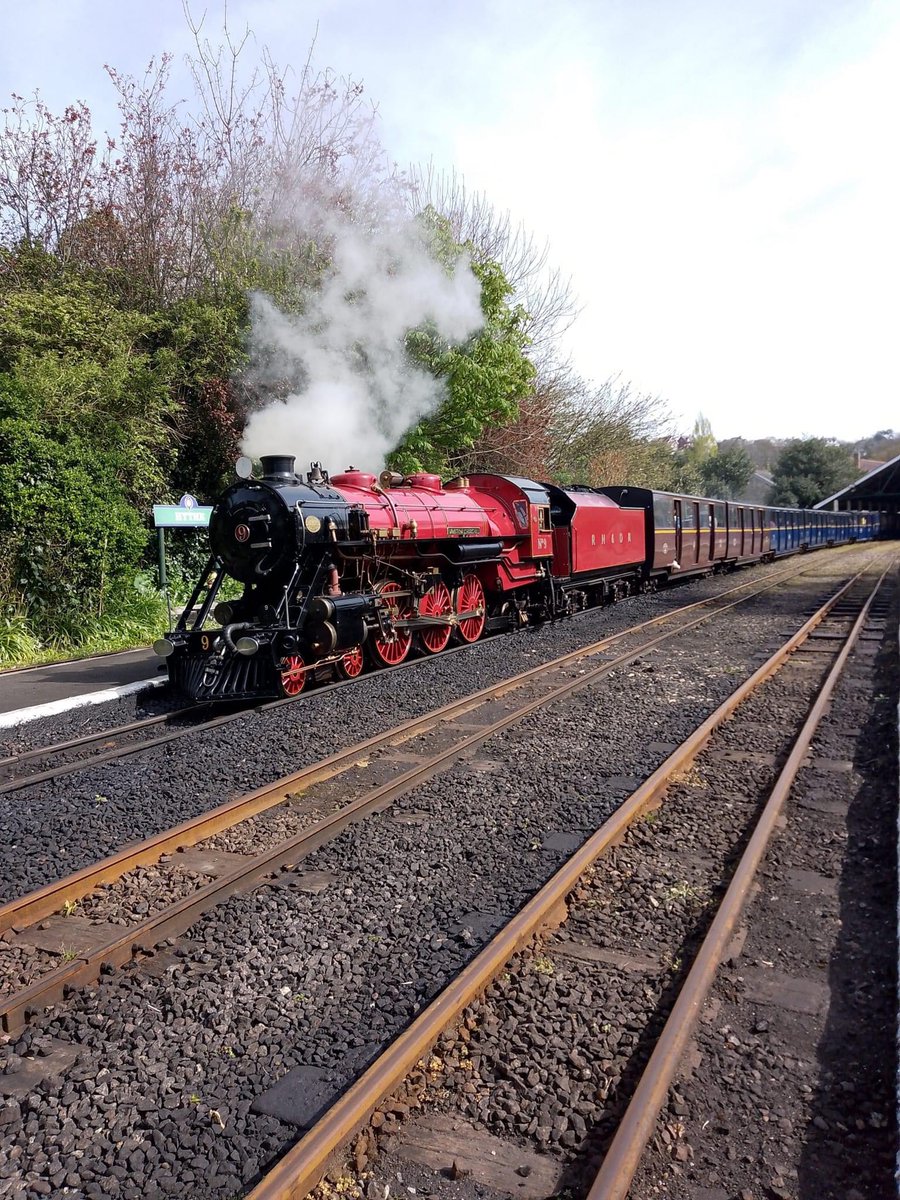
[815,452,900,536]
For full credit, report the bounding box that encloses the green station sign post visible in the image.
[152,495,214,625]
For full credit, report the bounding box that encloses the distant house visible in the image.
[855,451,886,474]
[737,470,774,505]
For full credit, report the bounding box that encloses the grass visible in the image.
[0,575,169,669]
[666,880,700,901]
[0,610,44,664]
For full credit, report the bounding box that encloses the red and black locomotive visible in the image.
[154,454,645,700]
[154,454,880,701]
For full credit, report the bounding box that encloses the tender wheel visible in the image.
[417,580,453,654]
[368,580,413,667]
[279,654,307,697]
[335,645,365,679]
[455,573,486,643]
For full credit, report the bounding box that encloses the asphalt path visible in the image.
[0,648,162,715]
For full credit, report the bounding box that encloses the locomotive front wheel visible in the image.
[368,580,414,667]
[279,654,307,697]
[335,645,365,679]
[455,573,486,643]
[417,581,453,654]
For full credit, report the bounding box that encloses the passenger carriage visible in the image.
[598,487,770,580]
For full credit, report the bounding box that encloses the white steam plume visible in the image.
[240,208,484,474]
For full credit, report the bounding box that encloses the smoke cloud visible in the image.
[240,206,484,474]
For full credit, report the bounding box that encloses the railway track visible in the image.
[234,553,894,1200]
[0,554,864,1030]
[0,553,846,795]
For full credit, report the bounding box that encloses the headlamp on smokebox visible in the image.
[214,602,235,626]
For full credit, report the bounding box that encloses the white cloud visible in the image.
[449,3,900,439]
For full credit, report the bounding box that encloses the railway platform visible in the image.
[0,647,161,719]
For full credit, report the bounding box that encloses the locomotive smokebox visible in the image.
[260,454,297,482]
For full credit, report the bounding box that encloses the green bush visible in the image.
[0,418,148,639]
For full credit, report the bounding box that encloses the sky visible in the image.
[1,0,898,443]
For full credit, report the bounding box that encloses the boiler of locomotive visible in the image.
[209,455,350,584]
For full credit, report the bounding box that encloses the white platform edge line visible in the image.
[0,678,165,729]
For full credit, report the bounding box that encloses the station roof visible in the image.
[814,451,900,511]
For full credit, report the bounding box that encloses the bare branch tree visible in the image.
[405,162,579,355]
[0,93,104,254]
[183,1,394,262]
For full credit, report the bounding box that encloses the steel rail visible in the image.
[236,562,886,1200]
[0,704,210,779]
[0,560,868,1033]
[586,561,893,1200]
[0,558,823,940]
[0,555,835,795]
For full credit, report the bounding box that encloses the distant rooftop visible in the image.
[815,451,900,511]
[855,452,888,474]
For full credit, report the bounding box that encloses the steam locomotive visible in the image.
[154,454,881,701]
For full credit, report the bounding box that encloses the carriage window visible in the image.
[538,506,552,532]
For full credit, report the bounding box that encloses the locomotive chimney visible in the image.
[259,455,297,482]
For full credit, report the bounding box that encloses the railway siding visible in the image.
[625,571,898,1197]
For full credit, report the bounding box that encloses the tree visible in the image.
[770,438,859,507]
[689,414,717,462]
[856,429,900,462]
[0,94,104,254]
[546,375,669,486]
[698,443,754,500]
[0,23,392,308]
[0,421,146,637]
[389,247,535,476]
[0,255,178,635]
[0,261,175,504]
[404,164,578,360]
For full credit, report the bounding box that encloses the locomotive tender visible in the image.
[154,455,881,701]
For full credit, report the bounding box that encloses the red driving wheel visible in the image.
[455,573,486,643]
[417,581,453,654]
[279,654,307,697]
[368,581,413,667]
[336,645,365,679]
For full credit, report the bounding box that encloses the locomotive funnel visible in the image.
[259,454,297,482]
